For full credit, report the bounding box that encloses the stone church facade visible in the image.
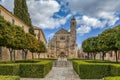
[48,17,78,58]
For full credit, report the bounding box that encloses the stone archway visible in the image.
[58,52,66,58]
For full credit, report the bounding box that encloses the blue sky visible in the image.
[1,0,120,49]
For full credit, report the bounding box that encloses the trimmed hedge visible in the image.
[72,60,120,79]
[0,76,20,80]
[72,60,111,79]
[0,64,19,76]
[111,65,120,76]
[0,60,52,78]
[19,61,52,78]
[105,76,120,80]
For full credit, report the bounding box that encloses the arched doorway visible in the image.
[58,52,66,58]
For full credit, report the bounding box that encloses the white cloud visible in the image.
[1,0,120,34]
[65,0,120,35]
[77,25,91,36]
[97,12,119,26]
[27,0,71,29]
[81,16,104,28]
[0,0,71,29]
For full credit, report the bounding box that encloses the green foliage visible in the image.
[14,0,31,27]
[82,37,99,53]
[110,65,120,76]
[25,33,39,52]
[0,64,19,76]
[72,60,120,79]
[14,0,34,35]
[18,61,52,78]
[105,76,120,80]
[0,76,20,80]
[0,60,52,78]
[0,15,45,60]
[79,64,110,79]
[82,28,119,62]
[98,28,118,52]
[116,28,120,49]
[37,41,47,53]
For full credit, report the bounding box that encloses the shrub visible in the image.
[79,63,110,79]
[0,64,19,76]
[72,60,112,79]
[111,65,120,76]
[0,76,20,80]
[19,61,52,78]
[105,76,120,80]
[0,60,52,78]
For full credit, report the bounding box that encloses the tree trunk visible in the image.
[37,53,40,58]
[93,53,96,60]
[87,53,89,59]
[90,53,92,59]
[23,49,28,60]
[25,52,28,60]
[102,52,106,61]
[115,50,118,62]
[9,48,13,61]
[13,50,16,61]
[32,53,34,59]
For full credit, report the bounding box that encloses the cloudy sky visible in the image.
[0,0,120,49]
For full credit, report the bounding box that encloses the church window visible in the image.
[38,32,40,41]
[12,19,15,24]
[60,36,65,40]
[72,23,74,25]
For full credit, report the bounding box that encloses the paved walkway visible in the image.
[21,61,80,80]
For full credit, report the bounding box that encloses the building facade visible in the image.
[0,4,47,60]
[48,17,78,58]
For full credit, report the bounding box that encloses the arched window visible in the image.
[72,22,74,25]
[60,36,65,40]
[12,19,15,24]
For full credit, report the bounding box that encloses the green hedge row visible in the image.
[0,64,19,75]
[105,76,120,80]
[72,60,120,79]
[0,76,20,80]
[0,60,39,64]
[0,60,52,78]
[19,61,52,78]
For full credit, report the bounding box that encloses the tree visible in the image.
[28,35,39,59]
[115,28,120,62]
[37,41,46,58]
[12,26,26,60]
[89,37,99,60]
[82,39,91,59]
[82,37,100,60]
[14,0,34,35]
[98,28,118,62]
[0,17,16,60]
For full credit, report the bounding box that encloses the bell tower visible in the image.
[70,17,76,45]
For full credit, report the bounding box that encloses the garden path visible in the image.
[21,61,80,80]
